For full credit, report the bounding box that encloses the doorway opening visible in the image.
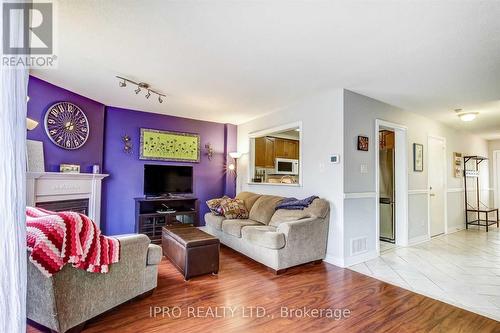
[428,135,447,237]
[375,120,409,254]
[379,129,395,246]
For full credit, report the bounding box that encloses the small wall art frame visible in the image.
[453,152,463,178]
[413,143,424,172]
[357,135,369,151]
[140,128,200,162]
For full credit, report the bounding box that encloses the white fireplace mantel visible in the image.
[26,172,109,228]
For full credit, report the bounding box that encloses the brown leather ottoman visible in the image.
[162,226,219,280]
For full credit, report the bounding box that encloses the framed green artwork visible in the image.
[140,128,200,162]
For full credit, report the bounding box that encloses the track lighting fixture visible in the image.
[116,76,166,104]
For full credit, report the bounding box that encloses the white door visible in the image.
[428,136,446,237]
[495,151,500,209]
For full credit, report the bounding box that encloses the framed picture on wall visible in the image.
[139,128,200,162]
[357,136,369,151]
[413,143,423,172]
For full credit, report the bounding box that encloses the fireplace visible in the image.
[26,172,108,229]
[36,199,90,215]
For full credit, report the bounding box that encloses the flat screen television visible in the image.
[144,164,194,196]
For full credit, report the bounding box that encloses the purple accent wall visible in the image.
[224,124,237,198]
[27,76,105,172]
[102,106,236,235]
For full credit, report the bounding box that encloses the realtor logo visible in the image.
[2,1,57,68]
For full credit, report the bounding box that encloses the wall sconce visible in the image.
[26,117,39,131]
[205,143,214,161]
[122,135,132,153]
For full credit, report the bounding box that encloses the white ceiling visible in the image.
[32,0,500,138]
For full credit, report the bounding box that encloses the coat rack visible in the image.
[463,155,499,231]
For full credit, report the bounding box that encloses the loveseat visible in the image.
[27,234,162,333]
[204,192,329,273]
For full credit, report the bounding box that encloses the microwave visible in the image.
[275,158,299,175]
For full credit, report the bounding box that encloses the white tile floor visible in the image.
[350,227,500,321]
[379,240,397,253]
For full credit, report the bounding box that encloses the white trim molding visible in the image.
[343,192,377,199]
[324,254,345,268]
[408,234,431,246]
[344,249,379,267]
[447,187,464,193]
[375,119,409,253]
[409,189,430,195]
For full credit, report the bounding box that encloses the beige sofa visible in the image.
[27,234,162,333]
[204,192,329,273]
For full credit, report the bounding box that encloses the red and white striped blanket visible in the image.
[26,207,120,277]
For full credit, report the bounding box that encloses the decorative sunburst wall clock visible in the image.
[44,102,90,150]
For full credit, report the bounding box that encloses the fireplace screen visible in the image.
[36,199,90,216]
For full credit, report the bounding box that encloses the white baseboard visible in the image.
[446,226,465,234]
[408,234,430,246]
[343,249,378,267]
[324,254,345,268]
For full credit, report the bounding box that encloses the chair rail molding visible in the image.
[343,192,377,199]
[409,189,430,195]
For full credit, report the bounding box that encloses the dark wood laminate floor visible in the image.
[28,246,500,333]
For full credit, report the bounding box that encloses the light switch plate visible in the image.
[360,163,368,174]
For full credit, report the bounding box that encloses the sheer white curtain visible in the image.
[0,3,30,332]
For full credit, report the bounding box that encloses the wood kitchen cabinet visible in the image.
[255,137,276,168]
[274,138,299,159]
[265,137,275,167]
[255,137,266,167]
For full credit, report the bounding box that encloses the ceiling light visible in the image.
[115,76,166,104]
[458,112,478,122]
[454,109,478,122]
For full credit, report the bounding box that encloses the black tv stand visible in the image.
[134,196,199,244]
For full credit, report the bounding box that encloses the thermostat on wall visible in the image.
[330,154,340,164]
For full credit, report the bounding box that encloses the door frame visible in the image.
[427,135,448,237]
[375,119,409,254]
[493,150,500,209]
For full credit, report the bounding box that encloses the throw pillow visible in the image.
[206,196,229,216]
[220,198,249,219]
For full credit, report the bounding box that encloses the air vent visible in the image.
[350,237,368,256]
